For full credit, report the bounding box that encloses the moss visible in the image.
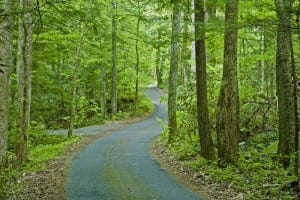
[104,166,154,200]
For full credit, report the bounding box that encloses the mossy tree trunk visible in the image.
[216,0,239,165]
[168,0,181,142]
[155,31,163,88]
[17,0,34,166]
[0,0,13,168]
[274,0,296,168]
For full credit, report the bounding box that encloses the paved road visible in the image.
[66,87,203,200]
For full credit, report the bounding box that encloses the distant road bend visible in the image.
[67,87,203,200]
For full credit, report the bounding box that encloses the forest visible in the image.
[0,0,299,199]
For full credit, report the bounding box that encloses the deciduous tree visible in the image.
[16,0,34,165]
[216,0,239,165]
[194,0,214,161]
[274,0,295,168]
[0,0,13,167]
[111,0,118,115]
[168,0,181,142]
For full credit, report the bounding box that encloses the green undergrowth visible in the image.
[0,126,81,199]
[111,93,154,121]
[159,128,297,199]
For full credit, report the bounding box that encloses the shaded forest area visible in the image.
[0,0,299,199]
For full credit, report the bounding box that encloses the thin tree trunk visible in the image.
[0,0,13,168]
[111,0,118,115]
[16,0,33,166]
[100,62,107,117]
[216,0,239,165]
[295,1,300,190]
[156,32,162,88]
[274,0,295,168]
[68,0,93,136]
[181,8,189,85]
[290,28,300,192]
[259,28,265,93]
[194,0,215,161]
[168,1,181,142]
[134,10,140,114]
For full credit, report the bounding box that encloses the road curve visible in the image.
[66,87,203,200]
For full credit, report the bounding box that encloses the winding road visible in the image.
[66,87,202,200]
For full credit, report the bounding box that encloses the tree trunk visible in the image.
[111,0,118,115]
[274,0,295,168]
[16,0,34,166]
[258,28,265,93]
[216,0,239,165]
[290,27,300,192]
[0,0,13,168]
[68,1,93,137]
[134,11,140,114]
[156,32,163,88]
[168,1,181,142]
[194,0,215,161]
[295,1,300,189]
[181,9,189,85]
[100,62,107,117]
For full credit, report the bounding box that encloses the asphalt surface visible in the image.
[66,87,203,200]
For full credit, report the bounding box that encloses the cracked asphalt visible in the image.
[66,87,203,200]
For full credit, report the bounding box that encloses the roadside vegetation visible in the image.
[157,83,297,199]
[0,94,153,199]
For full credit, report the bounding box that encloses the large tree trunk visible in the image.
[0,0,13,168]
[111,0,118,116]
[194,0,215,161]
[68,1,93,136]
[17,0,33,166]
[168,1,181,142]
[274,0,295,168]
[216,0,239,165]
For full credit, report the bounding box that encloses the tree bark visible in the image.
[274,0,296,168]
[194,0,215,161]
[216,0,239,165]
[134,5,140,114]
[168,1,181,142]
[100,62,107,117]
[111,0,118,115]
[0,0,13,168]
[16,0,33,166]
[296,0,300,191]
[156,31,163,88]
[181,7,190,85]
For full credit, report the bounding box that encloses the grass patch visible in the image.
[1,129,81,199]
[24,136,80,171]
